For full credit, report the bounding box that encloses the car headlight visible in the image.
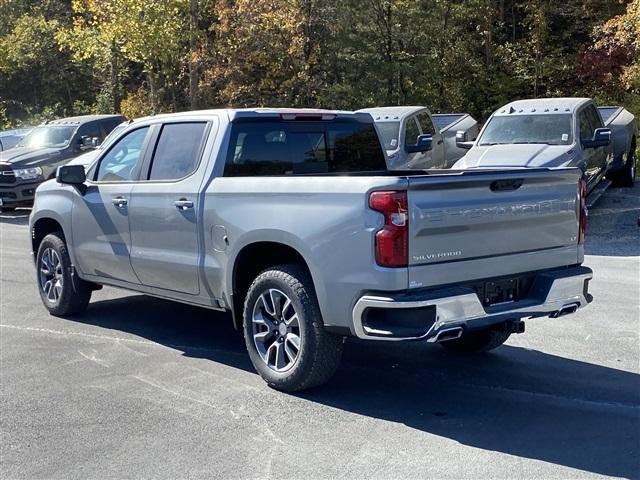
[13,167,43,180]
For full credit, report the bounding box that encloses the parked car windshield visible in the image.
[375,122,400,150]
[478,114,573,146]
[17,125,76,149]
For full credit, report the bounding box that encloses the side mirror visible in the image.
[79,135,97,151]
[57,165,86,186]
[583,128,611,149]
[406,134,432,153]
[455,130,474,150]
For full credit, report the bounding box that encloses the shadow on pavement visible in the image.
[68,294,640,479]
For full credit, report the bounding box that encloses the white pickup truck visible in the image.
[30,108,592,391]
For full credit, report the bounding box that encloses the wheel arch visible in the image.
[31,217,66,261]
[228,240,318,330]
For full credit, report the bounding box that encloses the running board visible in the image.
[586,179,612,209]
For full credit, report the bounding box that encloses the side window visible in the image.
[417,112,436,135]
[579,110,593,142]
[404,117,420,146]
[76,122,101,142]
[96,127,150,182]
[587,105,603,129]
[147,122,207,181]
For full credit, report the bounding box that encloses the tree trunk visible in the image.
[109,42,119,113]
[188,0,199,110]
[148,70,158,113]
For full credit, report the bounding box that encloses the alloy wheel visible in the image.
[252,288,302,372]
[39,248,63,303]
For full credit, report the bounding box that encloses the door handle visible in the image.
[437,139,443,145]
[174,199,194,210]
[111,197,128,208]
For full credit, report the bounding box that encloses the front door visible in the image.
[404,115,433,169]
[578,106,605,187]
[128,121,212,295]
[72,126,152,284]
[417,111,446,168]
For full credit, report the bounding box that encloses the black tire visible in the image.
[439,323,511,354]
[609,141,636,188]
[242,264,343,392]
[36,232,92,316]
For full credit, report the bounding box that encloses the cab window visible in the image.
[417,112,436,135]
[579,110,593,142]
[404,117,420,146]
[96,127,150,182]
[147,123,207,181]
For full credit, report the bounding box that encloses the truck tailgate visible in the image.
[407,169,581,288]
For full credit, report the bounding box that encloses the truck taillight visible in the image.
[369,191,408,268]
[578,178,587,244]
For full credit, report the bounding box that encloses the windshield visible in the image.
[17,125,76,149]
[479,114,573,146]
[375,121,400,150]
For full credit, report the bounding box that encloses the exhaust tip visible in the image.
[552,303,580,318]
[433,327,463,342]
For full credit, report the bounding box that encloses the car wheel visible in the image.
[36,232,92,316]
[243,264,343,392]
[610,142,636,188]
[439,323,511,354]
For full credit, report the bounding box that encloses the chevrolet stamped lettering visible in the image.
[419,198,575,223]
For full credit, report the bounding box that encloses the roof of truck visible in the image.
[43,114,125,126]
[494,98,591,116]
[135,108,372,123]
[357,106,426,121]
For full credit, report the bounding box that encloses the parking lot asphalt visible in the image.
[1,185,639,480]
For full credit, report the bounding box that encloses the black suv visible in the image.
[0,114,125,211]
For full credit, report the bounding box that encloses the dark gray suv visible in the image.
[0,114,125,211]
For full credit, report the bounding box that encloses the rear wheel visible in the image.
[609,140,636,188]
[36,232,92,316]
[242,264,343,392]
[439,323,511,354]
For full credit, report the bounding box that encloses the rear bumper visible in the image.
[352,266,593,341]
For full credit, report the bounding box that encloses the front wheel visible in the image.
[439,324,511,354]
[242,264,343,392]
[36,232,92,316]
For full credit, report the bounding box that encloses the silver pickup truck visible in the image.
[358,106,478,170]
[453,98,636,191]
[29,108,593,391]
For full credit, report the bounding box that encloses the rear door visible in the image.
[406,169,581,288]
[128,120,213,295]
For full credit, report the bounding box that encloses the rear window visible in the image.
[224,120,387,176]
